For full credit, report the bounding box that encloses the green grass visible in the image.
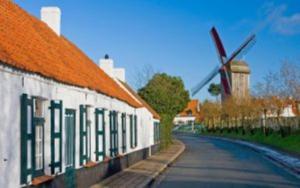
[203,129,300,155]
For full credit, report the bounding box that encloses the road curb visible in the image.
[142,139,186,187]
[202,135,300,179]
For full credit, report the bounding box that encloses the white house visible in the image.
[0,2,160,188]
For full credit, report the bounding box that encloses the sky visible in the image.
[14,0,300,100]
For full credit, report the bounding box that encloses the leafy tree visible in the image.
[208,83,221,100]
[138,73,190,147]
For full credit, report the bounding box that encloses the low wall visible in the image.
[31,145,158,188]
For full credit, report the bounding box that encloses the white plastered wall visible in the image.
[0,65,155,188]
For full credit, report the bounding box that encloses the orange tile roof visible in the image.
[179,99,202,121]
[118,81,161,120]
[0,0,141,108]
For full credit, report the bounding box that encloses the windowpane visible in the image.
[98,114,103,131]
[83,114,86,132]
[54,109,60,133]
[35,125,43,170]
[27,106,32,134]
[54,139,60,162]
[34,99,44,117]
[87,124,91,158]
[27,140,31,169]
[83,137,86,155]
[65,113,75,167]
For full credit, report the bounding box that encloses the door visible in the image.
[64,109,76,188]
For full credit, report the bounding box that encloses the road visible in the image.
[155,134,300,188]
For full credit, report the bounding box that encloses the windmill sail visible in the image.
[191,65,220,96]
[225,34,256,65]
[210,27,231,95]
[210,27,227,64]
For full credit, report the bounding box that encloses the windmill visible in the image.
[191,27,256,100]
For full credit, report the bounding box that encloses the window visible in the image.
[65,109,76,168]
[95,108,105,161]
[154,122,160,143]
[20,94,46,184]
[109,111,118,157]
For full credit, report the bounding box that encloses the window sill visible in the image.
[103,157,111,163]
[117,154,124,158]
[32,175,54,186]
[84,161,97,168]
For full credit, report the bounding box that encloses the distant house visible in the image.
[173,99,202,125]
[0,2,160,188]
[264,98,299,118]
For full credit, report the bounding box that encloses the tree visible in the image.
[208,83,221,100]
[138,73,190,148]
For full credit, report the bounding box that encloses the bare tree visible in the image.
[130,64,157,90]
[254,61,300,100]
[279,61,300,100]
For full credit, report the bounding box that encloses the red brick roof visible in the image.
[0,0,141,108]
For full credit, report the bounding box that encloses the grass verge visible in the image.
[202,129,300,156]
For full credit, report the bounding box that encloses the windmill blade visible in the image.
[210,27,227,64]
[191,65,220,96]
[233,36,256,61]
[225,34,256,65]
[223,66,232,95]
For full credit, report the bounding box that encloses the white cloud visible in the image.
[260,2,300,35]
[273,13,300,35]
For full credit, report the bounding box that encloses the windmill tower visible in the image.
[225,60,250,101]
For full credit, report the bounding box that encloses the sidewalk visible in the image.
[91,140,185,188]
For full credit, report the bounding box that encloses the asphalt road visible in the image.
[155,134,300,188]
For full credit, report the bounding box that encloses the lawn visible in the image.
[203,130,300,155]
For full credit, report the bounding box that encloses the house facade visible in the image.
[0,1,159,188]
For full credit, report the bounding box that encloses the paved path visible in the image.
[155,134,300,188]
[91,140,185,188]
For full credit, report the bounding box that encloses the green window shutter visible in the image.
[121,113,126,153]
[20,94,33,184]
[95,108,105,161]
[130,115,134,148]
[79,105,87,165]
[49,100,63,174]
[110,111,119,157]
[109,111,113,157]
[134,115,138,147]
[115,112,119,156]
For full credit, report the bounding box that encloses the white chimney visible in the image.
[114,68,126,83]
[99,54,126,82]
[41,7,61,36]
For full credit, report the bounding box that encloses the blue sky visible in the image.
[15,0,300,100]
